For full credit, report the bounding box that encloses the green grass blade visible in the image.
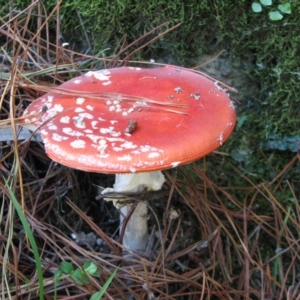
[5,180,44,300]
[90,267,119,300]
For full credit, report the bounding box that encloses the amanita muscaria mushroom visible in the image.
[23,66,236,252]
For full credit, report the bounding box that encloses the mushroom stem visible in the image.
[119,201,148,251]
[107,171,165,252]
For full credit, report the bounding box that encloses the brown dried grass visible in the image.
[1,2,300,300]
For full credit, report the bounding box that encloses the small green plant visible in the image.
[54,261,118,300]
[251,0,292,20]
[54,261,100,286]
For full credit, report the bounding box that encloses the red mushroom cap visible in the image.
[23,66,236,173]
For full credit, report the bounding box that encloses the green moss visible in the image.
[52,0,216,63]
[214,1,300,140]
